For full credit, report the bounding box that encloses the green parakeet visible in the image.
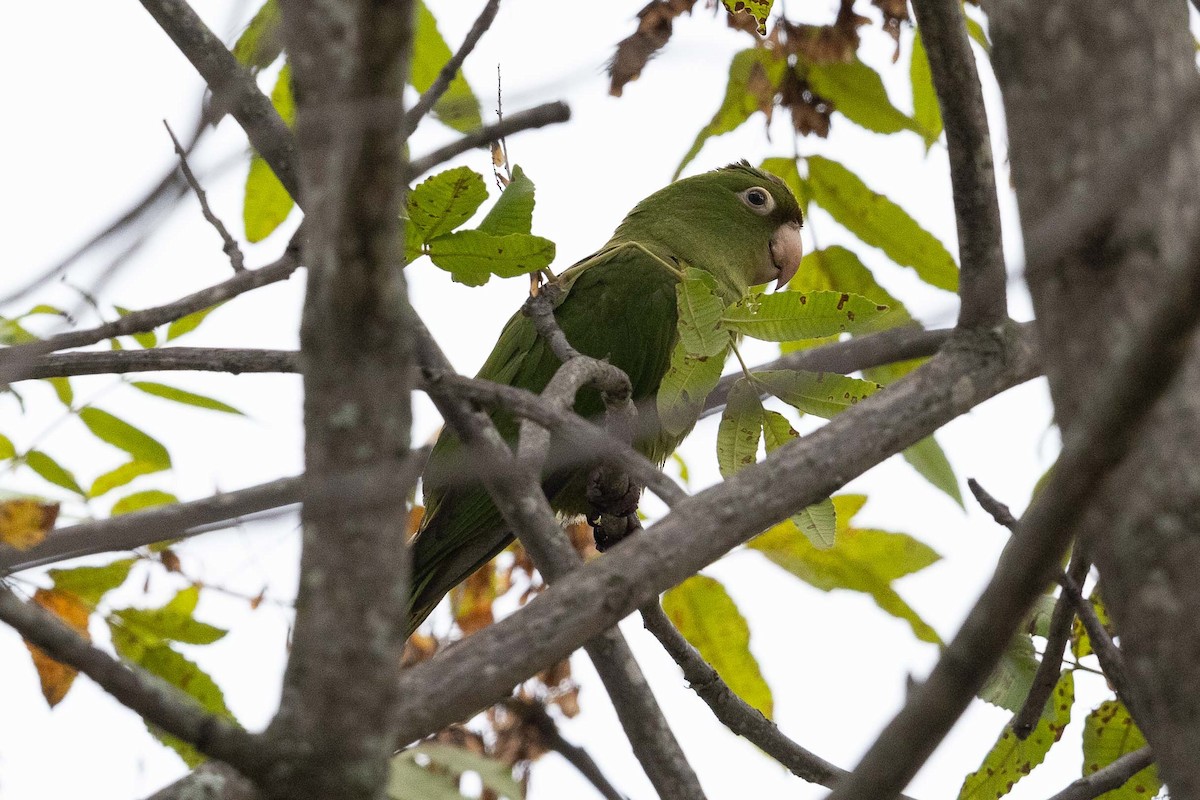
[409,161,803,632]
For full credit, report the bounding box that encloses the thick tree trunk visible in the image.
[987,0,1200,793]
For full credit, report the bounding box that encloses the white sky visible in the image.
[0,1,1141,799]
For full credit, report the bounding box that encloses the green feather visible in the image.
[408,162,803,633]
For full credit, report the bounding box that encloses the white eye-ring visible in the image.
[740,186,775,214]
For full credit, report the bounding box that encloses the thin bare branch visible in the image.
[164,120,244,273]
[0,586,269,778]
[505,698,628,800]
[24,347,299,379]
[910,0,1007,327]
[0,246,301,385]
[408,102,571,179]
[1045,746,1154,800]
[138,0,300,199]
[404,0,502,135]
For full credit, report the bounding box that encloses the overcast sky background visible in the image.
[0,1,1155,798]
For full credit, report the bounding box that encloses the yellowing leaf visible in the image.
[721,0,773,35]
[1071,589,1112,659]
[131,382,244,415]
[49,559,136,606]
[111,489,178,516]
[243,64,296,243]
[450,562,497,634]
[231,0,282,71]
[79,408,170,468]
[0,433,15,460]
[658,340,728,436]
[24,588,90,707]
[807,156,959,292]
[676,48,787,178]
[960,671,1074,800]
[677,268,730,358]
[791,497,836,549]
[722,290,889,341]
[0,497,59,550]
[1082,700,1159,800]
[663,575,774,718]
[910,32,943,149]
[89,460,161,499]
[754,369,880,418]
[165,303,223,341]
[411,1,483,132]
[750,495,942,643]
[717,379,763,478]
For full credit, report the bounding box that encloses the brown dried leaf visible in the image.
[249,588,266,611]
[24,588,90,707]
[0,498,59,551]
[402,632,439,667]
[775,7,869,64]
[539,658,573,688]
[871,0,909,61]
[450,563,497,634]
[554,685,581,718]
[780,70,833,137]
[608,0,699,96]
[406,506,425,538]
[565,519,599,561]
[159,549,181,573]
[434,724,487,755]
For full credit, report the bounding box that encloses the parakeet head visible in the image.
[613,160,805,295]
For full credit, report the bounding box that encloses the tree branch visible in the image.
[1045,746,1154,800]
[0,246,301,384]
[403,0,502,135]
[165,120,244,273]
[137,0,300,199]
[407,102,571,179]
[387,323,1039,745]
[0,586,269,779]
[909,0,1007,327]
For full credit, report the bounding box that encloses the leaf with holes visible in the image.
[755,369,880,418]
[723,290,889,341]
[657,340,728,436]
[721,0,773,34]
[408,167,489,242]
[717,379,763,478]
[1082,700,1159,800]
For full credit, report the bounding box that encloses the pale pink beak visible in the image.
[770,221,804,290]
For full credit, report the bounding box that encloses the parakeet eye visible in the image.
[740,186,775,214]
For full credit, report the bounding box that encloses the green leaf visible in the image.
[750,495,942,643]
[902,435,963,507]
[44,377,73,408]
[677,269,730,358]
[25,450,85,497]
[807,156,959,292]
[791,497,836,549]
[112,587,227,645]
[760,157,811,209]
[754,369,880,418]
[657,340,728,436]
[0,433,15,460]
[244,63,296,243]
[426,230,555,287]
[910,32,943,149]
[670,451,691,485]
[722,290,889,341]
[49,559,136,606]
[89,460,163,499]
[477,165,536,236]
[1071,588,1112,659]
[112,489,178,516]
[1082,700,1159,800]
[166,303,223,341]
[721,0,772,34]
[131,382,244,415]
[0,317,39,345]
[390,744,523,800]
[960,671,1074,800]
[964,15,991,54]
[792,247,911,319]
[408,166,489,242]
[231,0,282,70]
[410,1,483,133]
[979,634,1040,712]
[761,409,797,451]
[676,48,787,178]
[79,408,171,468]
[717,379,763,478]
[663,575,774,718]
[110,622,234,767]
[806,58,925,137]
[114,307,157,349]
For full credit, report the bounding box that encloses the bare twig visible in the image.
[1045,746,1154,800]
[389,324,1040,746]
[404,0,502,135]
[640,604,922,798]
[164,120,244,273]
[0,586,269,778]
[138,0,300,199]
[507,699,628,800]
[408,102,571,179]
[0,245,301,384]
[910,0,1007,327]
